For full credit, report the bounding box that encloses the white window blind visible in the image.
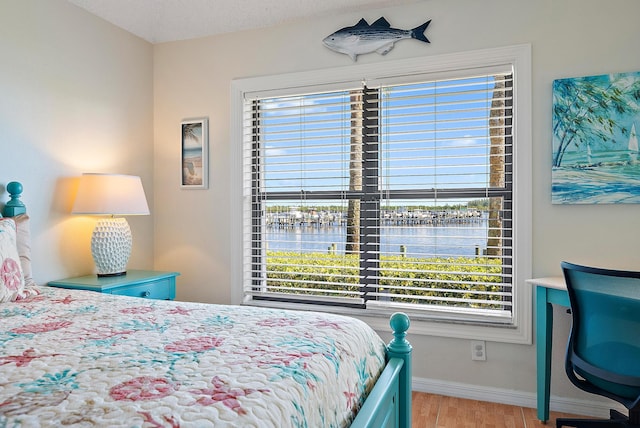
[242,66,515,324]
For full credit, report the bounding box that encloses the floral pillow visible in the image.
[0,218,25,302]
[13,214,35,288]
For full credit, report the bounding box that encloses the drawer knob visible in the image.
[143,291,151,297]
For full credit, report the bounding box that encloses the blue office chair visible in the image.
[556,262,640,428]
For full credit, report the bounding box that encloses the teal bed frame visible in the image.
[1,181,413,427]
[351,312,413,428]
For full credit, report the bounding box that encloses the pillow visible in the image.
[0,218,25,302]
[13,214,36,287]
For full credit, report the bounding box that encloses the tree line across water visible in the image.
[264,199,490,215]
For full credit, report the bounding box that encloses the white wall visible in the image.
[0,0,154,280]
[153,0,640,412]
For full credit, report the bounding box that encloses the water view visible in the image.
[266,212,490,258]
[552,150,640,204]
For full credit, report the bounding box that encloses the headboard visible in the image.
[2,181,26,217]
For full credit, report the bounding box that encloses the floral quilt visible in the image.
[0,286,386,427]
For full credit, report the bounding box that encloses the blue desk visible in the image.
[527,276,569,423]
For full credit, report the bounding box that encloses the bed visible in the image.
[0,181,412,427]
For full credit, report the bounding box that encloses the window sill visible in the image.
[242,295,532,345]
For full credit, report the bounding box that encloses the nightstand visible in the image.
[48,270,180,300]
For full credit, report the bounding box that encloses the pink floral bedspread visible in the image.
[0,286,386,427]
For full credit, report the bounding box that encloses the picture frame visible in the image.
[552,71,640,204]
[181,117,209,189]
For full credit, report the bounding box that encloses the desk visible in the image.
[526,276,569,423]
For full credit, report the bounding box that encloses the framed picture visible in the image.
[181,118,208,189]
[552,71,640,204]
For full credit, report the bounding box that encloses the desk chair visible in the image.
[557,262,640,428]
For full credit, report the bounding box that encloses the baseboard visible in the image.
[412,376,623,418]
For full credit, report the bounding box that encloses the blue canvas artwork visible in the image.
[552,71,640,204]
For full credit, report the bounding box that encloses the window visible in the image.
[232,45,532,343]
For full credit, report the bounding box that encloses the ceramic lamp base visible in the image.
[91,217,132,277]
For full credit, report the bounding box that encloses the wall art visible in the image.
[322,17,430,61]
[181,117,208,189]
[552,71,640,204]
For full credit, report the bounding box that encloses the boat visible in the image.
[629,123,638,162]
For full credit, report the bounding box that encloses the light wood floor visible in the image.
[412,392,592,427]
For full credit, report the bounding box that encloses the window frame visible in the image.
[231,44,532,344]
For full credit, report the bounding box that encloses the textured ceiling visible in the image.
[67,0,422,44]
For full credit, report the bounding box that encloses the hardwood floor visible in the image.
[411,392,591,427]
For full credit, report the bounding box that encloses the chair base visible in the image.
[557,409,640,428]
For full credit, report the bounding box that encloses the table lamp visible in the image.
[72,173,150,277]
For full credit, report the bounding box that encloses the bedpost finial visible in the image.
[390,312,410,334]
[389,312,411,353]
[7,181,23,200]
[3,181,26,217]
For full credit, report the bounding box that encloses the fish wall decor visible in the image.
[323,17,431,61]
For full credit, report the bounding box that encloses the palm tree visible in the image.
[486,76,506,257]
[182,123,200,145]
[346,91,363,254]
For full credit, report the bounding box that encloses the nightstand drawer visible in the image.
[110,279,172,300]
[48,270,179,301]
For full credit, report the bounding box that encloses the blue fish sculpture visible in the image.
[323,17,431,61]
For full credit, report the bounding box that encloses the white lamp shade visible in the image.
[72,173,150,216]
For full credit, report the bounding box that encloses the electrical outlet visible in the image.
[471,340,486,361]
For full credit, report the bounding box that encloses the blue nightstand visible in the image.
[48,270,180,300]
